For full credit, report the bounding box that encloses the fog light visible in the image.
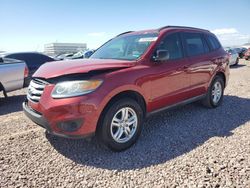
[57,119,83,132]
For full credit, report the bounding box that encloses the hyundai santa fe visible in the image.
[23,26,230,151]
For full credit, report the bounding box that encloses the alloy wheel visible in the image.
[212,81,222,104]
[110,107,138,143]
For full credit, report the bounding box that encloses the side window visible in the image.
[183,33,206,56]
[157,33,183,60]
[206,35,221,50]
[202,36,210,53]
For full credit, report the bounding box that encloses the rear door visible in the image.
[0,59,25,92]
[181,32,212,97]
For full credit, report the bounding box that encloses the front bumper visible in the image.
[23,101,50,130]
[23,101,94,139]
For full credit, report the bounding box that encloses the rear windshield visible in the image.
[90,33,158,61]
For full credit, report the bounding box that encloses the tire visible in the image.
[0,83,7,98]
[97,98,143,151]
[202,76,224,108]
[235,58,239,65]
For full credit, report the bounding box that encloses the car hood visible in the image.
[33,58,136,79]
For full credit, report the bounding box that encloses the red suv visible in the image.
[23,26,229,151]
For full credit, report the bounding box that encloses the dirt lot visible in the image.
[0,60,250,187]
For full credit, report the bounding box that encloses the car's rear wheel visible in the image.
[235,57,239,65]
[202,76,224,108]
[97,98,143,151]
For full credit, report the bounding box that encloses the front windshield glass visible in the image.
[90,33,158,61]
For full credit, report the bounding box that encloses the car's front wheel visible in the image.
[97,98,143,151]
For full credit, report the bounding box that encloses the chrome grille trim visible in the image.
[27,79,48,103]
[30,81,45,89]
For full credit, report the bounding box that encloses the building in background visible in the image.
[44,43,87,57]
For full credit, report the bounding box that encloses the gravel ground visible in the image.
[0,59,250,187]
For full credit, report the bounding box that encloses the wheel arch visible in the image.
[208,71,226,90]
[96,90,147,133]
[215,72,226,86]
[101,90,146,117]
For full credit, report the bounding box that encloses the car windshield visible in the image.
[90,33,158,61]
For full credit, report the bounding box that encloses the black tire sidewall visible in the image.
[98,98,143,151]
[209,76,224,107]
[235,58,239,65]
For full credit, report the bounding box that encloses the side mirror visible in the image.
[153,50,169,62]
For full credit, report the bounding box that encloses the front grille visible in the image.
[27,79,48,103]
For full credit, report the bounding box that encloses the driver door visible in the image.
[149,32,191,111]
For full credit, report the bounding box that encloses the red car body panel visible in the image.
[24,27,230,138]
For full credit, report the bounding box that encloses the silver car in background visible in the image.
[0,57,28,97]
[224,47,239,66]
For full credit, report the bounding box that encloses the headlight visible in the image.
[51,80,103,98]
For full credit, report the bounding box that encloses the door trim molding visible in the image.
[146,94,206,117]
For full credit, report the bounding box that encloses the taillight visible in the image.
[24,65,29,78]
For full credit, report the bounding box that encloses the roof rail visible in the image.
[116,31,134,37]
[158,25,209,32]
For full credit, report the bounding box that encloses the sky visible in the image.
[1,0,250,52]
